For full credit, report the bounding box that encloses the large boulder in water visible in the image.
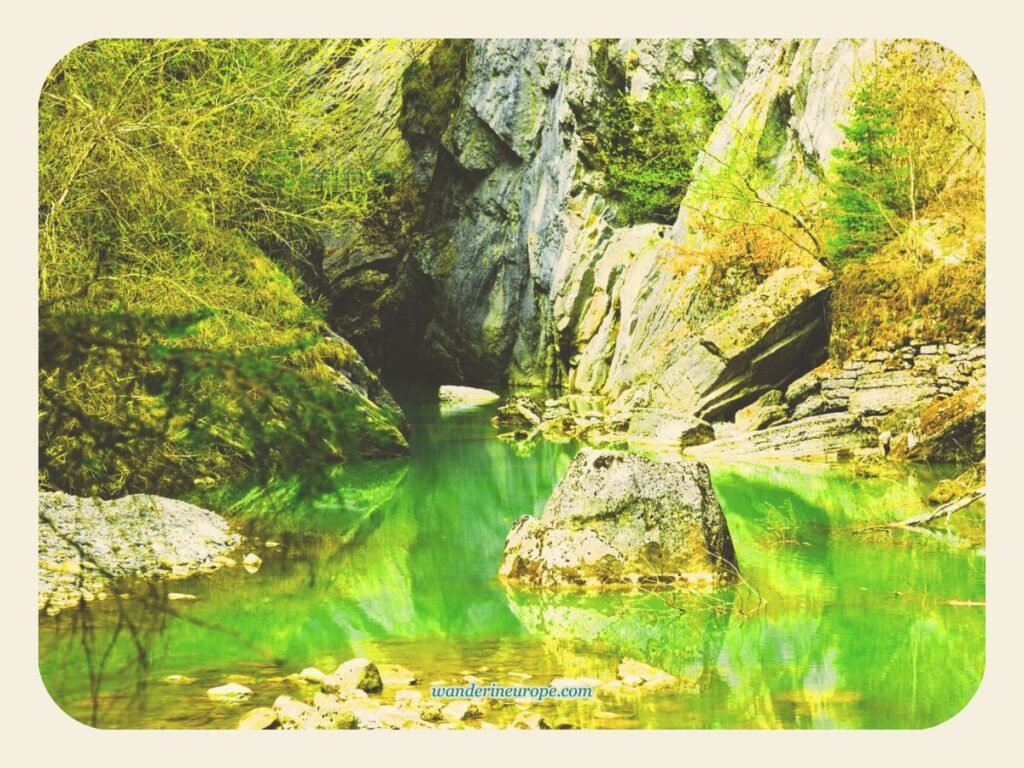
[438,385,501,410]
[498,449,738,587]
[38,492,241,613]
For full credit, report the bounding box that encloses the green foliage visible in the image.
[39,39,407,498]
[38,310,382,498]
[825,70,913,261]
[398,39,471,141]
[598,81,722,225]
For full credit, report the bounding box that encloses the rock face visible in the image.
[734,390,788,433]
[598,263,832,422]
[38,492,241,613]
[626,409,714,448]
[312,40,831,393]
[318,329,409,455]
[498,449,738,587]
[684,341,986,462]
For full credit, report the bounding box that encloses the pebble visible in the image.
[207,683,253,702]
[162,674,196,685]
[378,664,417,686]
[299,667,326,684]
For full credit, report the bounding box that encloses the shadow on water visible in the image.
[38,387,985,729]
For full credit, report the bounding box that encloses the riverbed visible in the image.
[37,390,985,729]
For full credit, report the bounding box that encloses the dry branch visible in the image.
[856,488,985,533]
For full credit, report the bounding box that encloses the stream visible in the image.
[38,389,985,729]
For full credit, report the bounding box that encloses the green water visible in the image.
[38,392,985,729]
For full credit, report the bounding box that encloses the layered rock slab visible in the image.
[685,412,880,462]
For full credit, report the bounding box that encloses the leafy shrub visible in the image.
[598,80,722,225]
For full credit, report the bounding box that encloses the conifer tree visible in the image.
[826,71,911,261]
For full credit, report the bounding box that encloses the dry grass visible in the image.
[829,179,985,360]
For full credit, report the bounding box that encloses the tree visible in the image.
[826,70,912,262]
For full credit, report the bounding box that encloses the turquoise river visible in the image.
[38,389,985,729]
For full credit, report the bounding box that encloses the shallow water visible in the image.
[37,391,985,729]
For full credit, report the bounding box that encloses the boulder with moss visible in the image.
[498,449,738,587]
[891,386,985,463]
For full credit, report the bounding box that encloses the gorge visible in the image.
[37,38,986,731]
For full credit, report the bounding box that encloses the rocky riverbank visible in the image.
[38,492,242,614]
[221,656,683,730]
[491,341,985,465]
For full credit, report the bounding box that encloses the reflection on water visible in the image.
[38,391,984,729]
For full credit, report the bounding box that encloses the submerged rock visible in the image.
[616,658,676,688]
[441,700,484,722]
[928,478,969,506]
[498,449,738,587]
[509,712,551,730]
[207,683,253,702]
[378,663,417,687]
[494,395,545,427]
[162,674,195,685]
[238,707,279,730]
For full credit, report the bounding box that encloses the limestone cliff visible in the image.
[310,38,984,453]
